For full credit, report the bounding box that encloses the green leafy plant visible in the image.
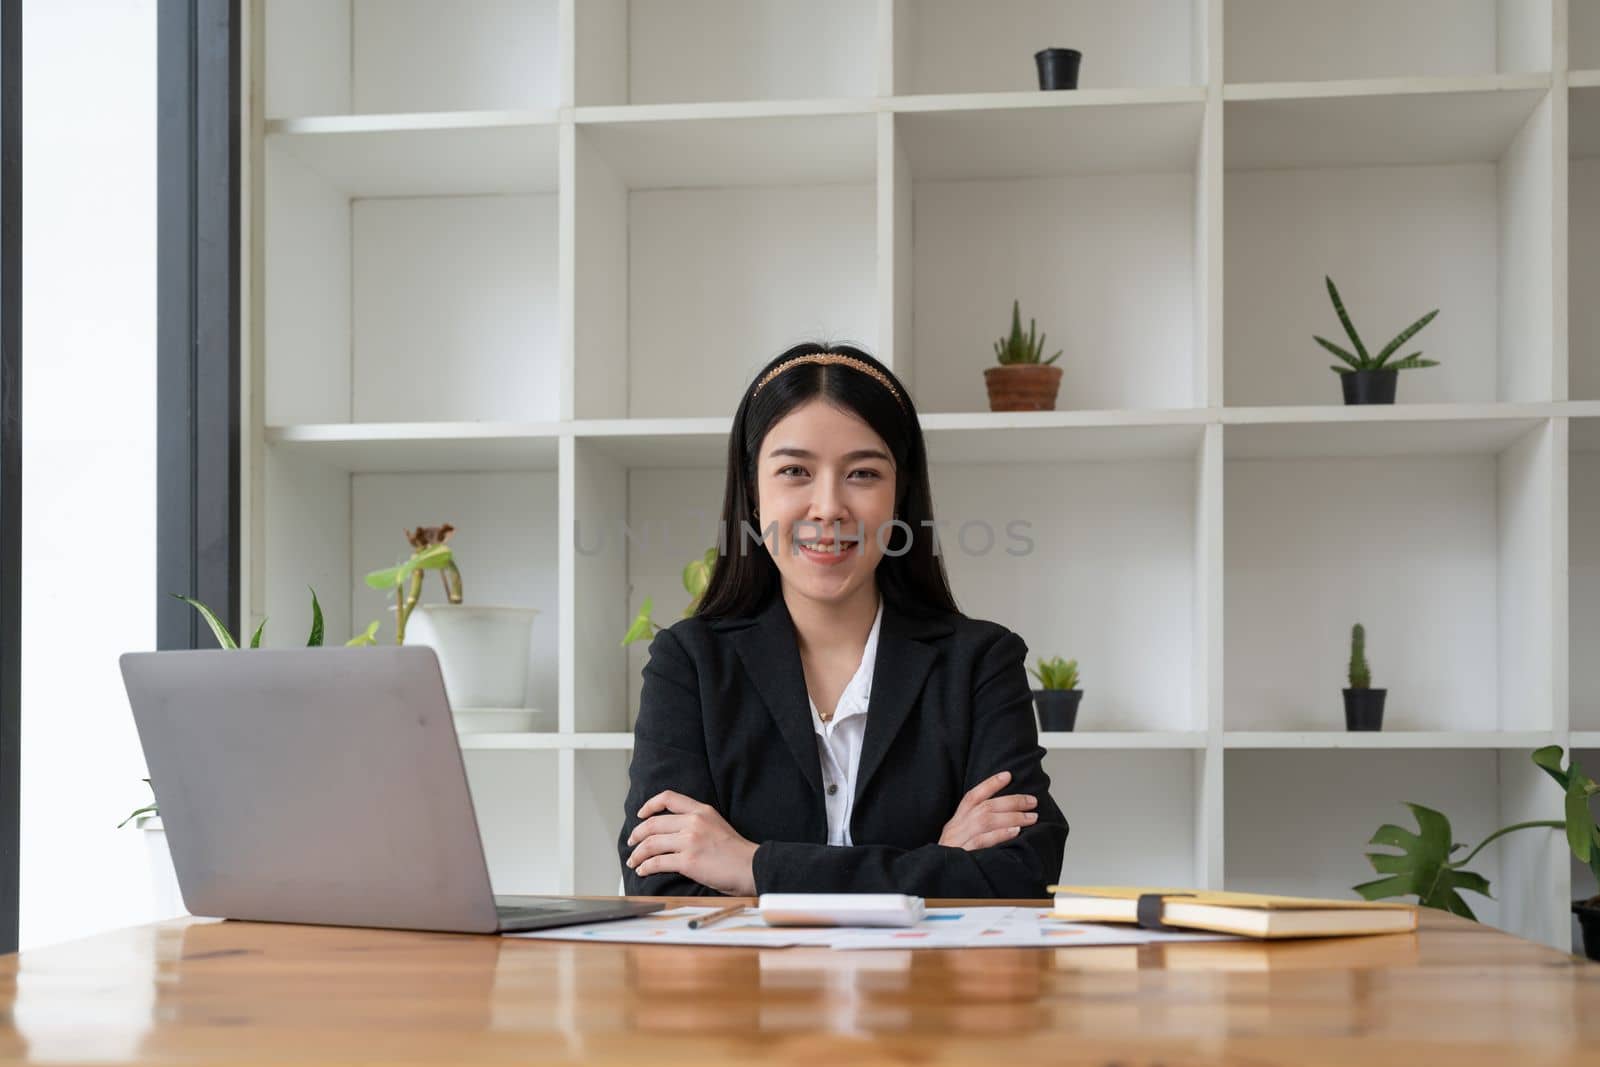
[117,778,157,830]
[1532,745,1600,905]
[1348,623,1372,689]
[1027,656,1079,691]
[621,547,717,646]
[1352,746,1596,919]
[170,586,327,650]
[127,586,372,825]
[1316,276,1440,376]
[993,299,1062,366]
[360,525,460,645]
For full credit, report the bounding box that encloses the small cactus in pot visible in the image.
[984,299,1064,412]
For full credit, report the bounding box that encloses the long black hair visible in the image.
[694,341,960,621]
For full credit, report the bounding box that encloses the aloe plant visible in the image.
[1348,623,1372,689]
[993,299,1062,366]
[1316,276,1440,376]
[621,547,718,646]
[1027,656,1079,691]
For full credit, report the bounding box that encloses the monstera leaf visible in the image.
[1353,802,1492,919]
[1532,745,1600,886]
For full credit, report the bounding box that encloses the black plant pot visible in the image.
[1343,688,1387,731]
[1341,368,1399,405]
[1035,689,1083,732]
[1574,901,1600,961]
[1035,48,1082,90]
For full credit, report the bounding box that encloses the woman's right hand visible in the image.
[937,770,1038,851]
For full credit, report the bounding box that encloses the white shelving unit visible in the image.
[244,0,1598,951]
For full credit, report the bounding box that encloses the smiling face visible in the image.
[752,399,898,607]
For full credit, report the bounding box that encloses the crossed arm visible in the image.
[617,626,1068,898]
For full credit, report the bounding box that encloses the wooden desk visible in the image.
[0,899,1595,1065]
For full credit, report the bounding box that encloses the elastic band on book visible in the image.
[1135,892,1196,931]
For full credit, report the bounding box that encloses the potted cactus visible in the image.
[1028,656,1082,732]
[1343,623,1386,731]
[984,299,1063,411]
[1315,276,1439,405]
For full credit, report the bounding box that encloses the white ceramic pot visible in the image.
[137,815,187,919]
[405,604,538,709]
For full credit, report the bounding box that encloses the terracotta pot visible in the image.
[984,365,1063,411]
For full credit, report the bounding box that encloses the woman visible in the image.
[617,343,1068,897]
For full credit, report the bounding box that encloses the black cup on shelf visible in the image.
[1034,689,1083,731]
[1341,368,1399,405]
[1573,901,1600,961]
[1035,48,1082,90]
[1342,688,1386,731]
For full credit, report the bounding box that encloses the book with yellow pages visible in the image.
[1048,885,1419,939]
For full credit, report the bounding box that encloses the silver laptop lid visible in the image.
[118,645,501,934]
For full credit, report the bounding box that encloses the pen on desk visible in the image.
[688,903,747,930]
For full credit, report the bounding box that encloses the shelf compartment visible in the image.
[264,423,562,474]
[1223,1,1552,84]
[340,471,559,712]
[575,0,877,107]
[1224,85,1554,407]
[1224,419,1556,732]
[934,448,1205,733]
[574,107,878,188]
[1224,79,1548,170]
[1221,410,1551,459]
[1039,731,1207,748]
[265,115,560,198]
[265,136,559,424]
[1574,86,1600,401]
[1047,749,1210,889]
[920,414,1208,462]
[894,98,1208,414]
[265,0,559,118]
[1223,731,1557,748]
[571,112,878,420]
[575,750,633,895]
[891,0,1206,95]
[569,438,726,734]
[1573,423,1600,729]
[1226,748,1567,948]
[893,93,1204,179]
[464,749,563,894]
[1575,0,1600,73]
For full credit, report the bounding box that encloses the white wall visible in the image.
[19,0,158,950]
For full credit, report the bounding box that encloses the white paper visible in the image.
[505,905,1248,950]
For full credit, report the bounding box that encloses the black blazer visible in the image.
[617,590,1069,897]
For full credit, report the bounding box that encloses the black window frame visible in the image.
[0,0,20,958]
[157,0,241,653]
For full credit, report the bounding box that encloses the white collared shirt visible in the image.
[807,594,884,847]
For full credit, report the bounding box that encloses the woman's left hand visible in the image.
[625,790,759,895]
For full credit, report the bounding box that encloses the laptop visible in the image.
[118,645,662,934]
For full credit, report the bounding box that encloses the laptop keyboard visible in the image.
[494,898,591,919]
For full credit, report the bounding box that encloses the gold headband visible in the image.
[751,353,906,411]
